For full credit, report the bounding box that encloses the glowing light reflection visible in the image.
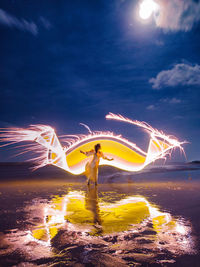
[28,190,193,256]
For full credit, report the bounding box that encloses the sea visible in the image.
[0,162,200,266]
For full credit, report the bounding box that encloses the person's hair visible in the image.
[95,143,101,153]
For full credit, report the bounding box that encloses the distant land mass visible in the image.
[188,161,200,164]
[0,161,200,183]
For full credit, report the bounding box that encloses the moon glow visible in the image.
[139,0,159,20]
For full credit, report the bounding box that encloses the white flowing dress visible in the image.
[85,150,103,183]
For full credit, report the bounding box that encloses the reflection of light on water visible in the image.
[28,190,194,256]
[30,195,71,246]
[25,230,51,247]
[176,223,186,235]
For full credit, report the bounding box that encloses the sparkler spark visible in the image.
[79,123,92,134]
[0,113,186,174]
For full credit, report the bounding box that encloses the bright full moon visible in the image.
[139,0,159,20]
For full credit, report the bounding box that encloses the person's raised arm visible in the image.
[80,149,94,157]
[102,153,113,161]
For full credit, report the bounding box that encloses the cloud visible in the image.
[155,40,164,46]
[173,115,184,120]
[161,98,182,104]
[168,97,182,104]
[0,8,38,35]
[39,16,52,30]
[146,104,156,110]
[155,0,200,31]
[149,63,200,89]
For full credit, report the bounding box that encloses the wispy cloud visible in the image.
[0,8,38,35]
[155,40,164,46]
[146,104,156,110]
[155,0,200,31]
[161,98,182,104]
[39,16,52,30]
[149,63,200,89]
[173,115,184,120]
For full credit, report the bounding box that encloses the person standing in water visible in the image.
[80,143,113,185]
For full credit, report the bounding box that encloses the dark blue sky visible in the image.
[0,0,200,161]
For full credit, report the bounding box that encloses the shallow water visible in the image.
[0,164,200,266]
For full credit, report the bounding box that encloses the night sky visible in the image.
[0,0,200,161]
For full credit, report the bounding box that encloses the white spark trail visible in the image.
[0,113,186,174]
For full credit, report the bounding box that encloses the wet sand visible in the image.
[0,163,200,266]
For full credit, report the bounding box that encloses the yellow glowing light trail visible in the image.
[0,113,185,174]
